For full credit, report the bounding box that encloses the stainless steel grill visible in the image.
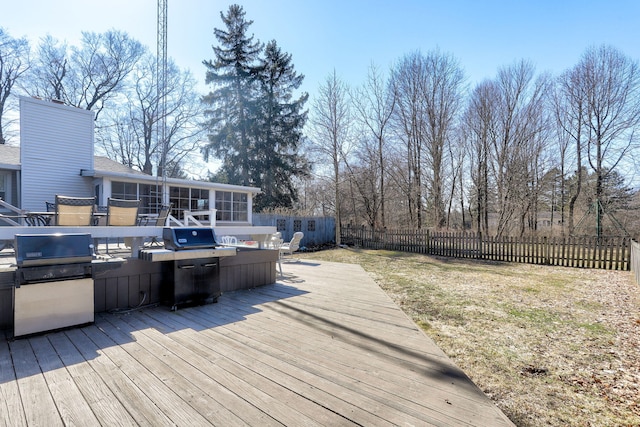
[13,233,94,337]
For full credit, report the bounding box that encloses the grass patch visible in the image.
[577,321,613,336]
[298,247,640,427]
[507,307,560,325]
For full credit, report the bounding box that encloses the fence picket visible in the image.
[608,239,614,270]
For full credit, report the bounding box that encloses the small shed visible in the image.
[252,213,335,247]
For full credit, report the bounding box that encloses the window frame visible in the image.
[215,190,249,223]
[111,181,163,215]
[169,186,210,219]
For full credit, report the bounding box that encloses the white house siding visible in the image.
[19,97,95,212]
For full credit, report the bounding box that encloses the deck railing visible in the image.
[342,225,633,271]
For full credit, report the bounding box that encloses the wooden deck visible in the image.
[0,259,514,426]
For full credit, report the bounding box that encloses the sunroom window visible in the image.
[111,182,163,214]
[215,191,248,222]
[169,186,210,219]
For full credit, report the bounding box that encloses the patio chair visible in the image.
[37,201,56,225]
[273,237,285,276]
[157,204,172,226]
[55,195,96,226]
[144,204,172,247]
[93,205,108,226]
[265,232,282,249]
[220,235,238,245]
[107,198,140,226]
[279,232,304,261]
[105,198,140,253]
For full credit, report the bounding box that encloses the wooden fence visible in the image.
[631,240,640,285]
[342,225,632,271]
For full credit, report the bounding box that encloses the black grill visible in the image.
[160,227,223,310]
[162,227,218,250]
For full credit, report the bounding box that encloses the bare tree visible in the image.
[463,79,497,234]
[420,50,465,228]
[581,45,640,236]
[552,67,586,234]
[95,54,157,172]
[390,50,465,229]
[464,61,550,237]
[308,70,352,245]
[383,147,416,227]
[98,54,204,178]
[339,129,388,227]
[489,61,549,237]
[0,28,30,145]
[351,62,395,228]
[71,30,144,119]
[25,35,68,101]
[26,30,144,121]
[445,128,467,229]
[390,52,427,228]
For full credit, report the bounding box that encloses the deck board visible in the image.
[8,338,64,426]
[64,327,176,426]
[0,334,28,427]
[28,335,101,426]
[45,332,139,426]
[107,313,282,426]
[160,303,393,426]
[1,259,513,426]
[209,299,490,423]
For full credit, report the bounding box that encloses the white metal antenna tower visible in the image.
[157,0,168,207]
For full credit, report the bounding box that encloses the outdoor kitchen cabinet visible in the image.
[161,257,221,310]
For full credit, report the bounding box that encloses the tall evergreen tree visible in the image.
[202,6,309,211]
[202,4,262,185]
[253,40,309,210]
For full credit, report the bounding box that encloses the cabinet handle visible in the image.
[178,264,195,269]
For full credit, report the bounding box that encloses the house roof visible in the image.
[0,145,20,170]
[87,164,261,193]
[0,144,261,194]
[93,156,149,176]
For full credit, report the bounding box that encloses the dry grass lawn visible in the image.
[296,247,640,427]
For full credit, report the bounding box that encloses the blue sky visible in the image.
[4,0,640,98]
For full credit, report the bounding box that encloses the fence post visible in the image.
[544,236,549,265]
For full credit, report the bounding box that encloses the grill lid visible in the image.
[163,227,218,250]
[15,233,94,267]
